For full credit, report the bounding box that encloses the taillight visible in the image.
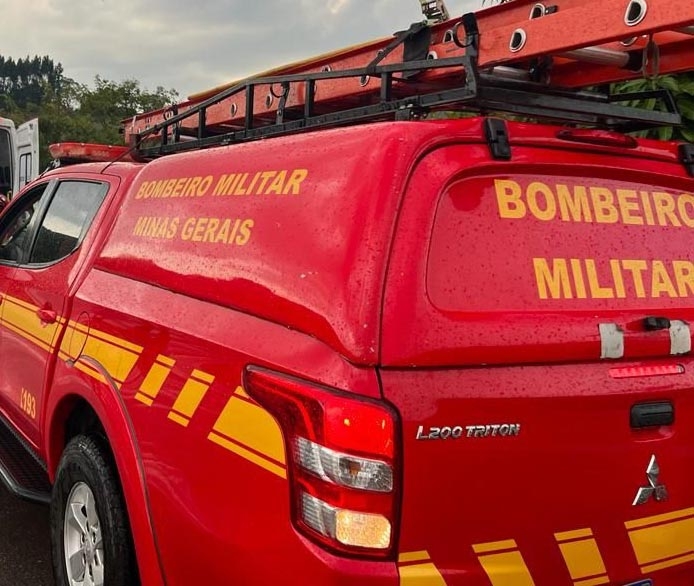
[243,366,400,559]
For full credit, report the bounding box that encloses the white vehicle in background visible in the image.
[0,117,39,207]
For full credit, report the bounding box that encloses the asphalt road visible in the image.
[0,485,54,585]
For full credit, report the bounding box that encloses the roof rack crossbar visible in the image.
[132,60,681,159]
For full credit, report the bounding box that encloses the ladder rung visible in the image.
[560,47,632,69]
[552,34,694,87]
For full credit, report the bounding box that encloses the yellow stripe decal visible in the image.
[168,412,190,427]
[399,551,431,564]
[627,512,694,569]
[476,550,535,586]
[555,529,608,584]
[208,432,286,478]
[472,540,518,554]
[169,370,214,424]
[73,360,109,386]
[84,327,142,353]
[1,297,60,350]
[1,319,53,352]
[641,552,694,574]
[191,369,215,384]
[135,394,154,407]
[555,528,594,542]
[625,507,694,530]
[137,355,176,405]
[397,551,447,585]
[573,577,610,586]
[235,386,251,399]
[81,332,142,385]
[211,386,285,465]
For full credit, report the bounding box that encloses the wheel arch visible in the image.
[45,356,167,586]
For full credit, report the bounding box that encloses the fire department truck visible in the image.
[0,1,693,585]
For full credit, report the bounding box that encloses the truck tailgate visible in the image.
[379,138,694,585]
[381,361,694,585]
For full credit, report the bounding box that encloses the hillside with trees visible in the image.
[0,55,177,166]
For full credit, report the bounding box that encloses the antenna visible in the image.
[419,0,449,24]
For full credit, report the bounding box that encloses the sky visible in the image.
[0,0,480,100]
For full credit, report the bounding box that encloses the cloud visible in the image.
[0,0,479,99]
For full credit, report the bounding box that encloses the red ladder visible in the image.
[123,0,694,149]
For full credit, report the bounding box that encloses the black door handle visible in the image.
[631,402,674,428]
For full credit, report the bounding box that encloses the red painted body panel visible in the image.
[0,118,693,584]
[95,124,455,365]
[70,268,397,585]
[380,361,694,585]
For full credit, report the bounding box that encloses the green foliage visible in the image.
[0,54,178,166]
[0,55,64,109]
[612,74,694,142]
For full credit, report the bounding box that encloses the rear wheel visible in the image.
[51,435,138,586]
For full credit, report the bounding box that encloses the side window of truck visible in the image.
[29,180,108,265]
[0,183,49,263]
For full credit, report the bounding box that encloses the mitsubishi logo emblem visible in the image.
[632,455,668,506]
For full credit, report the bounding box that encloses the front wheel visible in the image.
[50,435,138,586]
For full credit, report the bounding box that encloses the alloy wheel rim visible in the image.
[63,482,105,586]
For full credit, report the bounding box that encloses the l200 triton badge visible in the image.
[415,423,521,440]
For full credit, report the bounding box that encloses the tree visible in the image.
[0,56,179,166]
[612,74,694,142]
[0,55,64,109]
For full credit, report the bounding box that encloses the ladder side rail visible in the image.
[478,0,694,68]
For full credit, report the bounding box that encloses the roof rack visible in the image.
[125,0,694,160]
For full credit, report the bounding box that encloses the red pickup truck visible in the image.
[0,115,693,586]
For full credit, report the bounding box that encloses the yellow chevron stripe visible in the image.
[137,355,176,405]
[473,540,535,586]
[208,432,286,478]
[169,370,214,424]
[555,529,608,585]
[211,386,285,465]
[627,511,694,570]
[397,551,447,585]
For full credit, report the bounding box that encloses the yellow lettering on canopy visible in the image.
[590,187,619,224]
[621,260,648,299]
[533,258,572,299]
[585,259,614,298]
[651,261,678,298]
[526,182,556,221]
[495,180,526,219]
[673,261,694,297]
[557,184,592,223]
[653,192,681,227]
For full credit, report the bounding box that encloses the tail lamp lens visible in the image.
[243,366,399,558]
[301,493,391,549]
[295,437,393,492]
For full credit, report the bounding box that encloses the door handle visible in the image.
[37,308,57,324]
[631,402,674,428]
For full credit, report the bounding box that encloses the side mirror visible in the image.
[0,194,7,214]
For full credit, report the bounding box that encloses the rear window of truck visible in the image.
[427,174,694,312]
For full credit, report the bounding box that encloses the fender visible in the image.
[44,354,167,586]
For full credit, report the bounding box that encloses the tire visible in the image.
[50,434,138,586]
